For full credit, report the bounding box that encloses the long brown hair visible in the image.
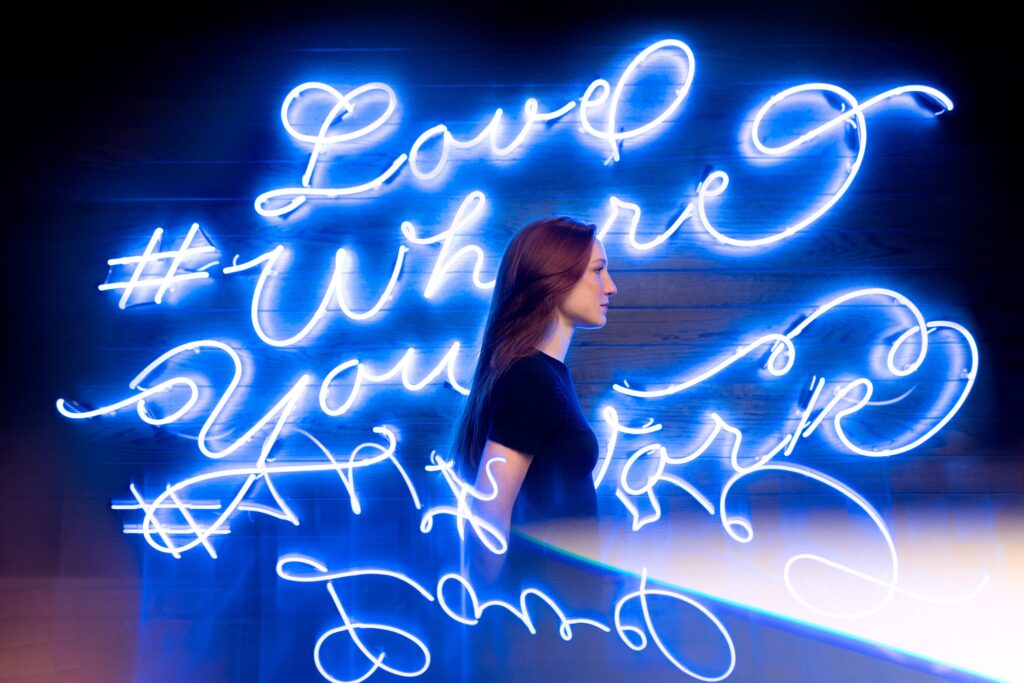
[453,216,597,473]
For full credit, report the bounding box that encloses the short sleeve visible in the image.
[486,358,566,457]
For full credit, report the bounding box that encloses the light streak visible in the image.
[420,451,508,555]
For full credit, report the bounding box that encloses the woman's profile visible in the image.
[452,215,617,566]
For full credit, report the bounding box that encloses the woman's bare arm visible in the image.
[469,439,532,579]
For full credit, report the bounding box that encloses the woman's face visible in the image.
[556,239,617,329]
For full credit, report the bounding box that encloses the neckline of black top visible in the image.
[531,349,568,370]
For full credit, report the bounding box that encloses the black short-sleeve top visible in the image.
[486,350,599,524]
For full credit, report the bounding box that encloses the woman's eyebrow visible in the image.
[591,258,608,265]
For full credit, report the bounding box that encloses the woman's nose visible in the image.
[605,273,617,296]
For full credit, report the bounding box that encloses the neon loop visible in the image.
[56,340,309,461]
[602,289,977,527]
[279,555,433,683]
[279,556,734,683]
[280,82,399,188]
[580,38,696,164]
[613,288,934,399]
[751,84,953,156]
[592,405,662,488]
[113,426,418,558]
[57,338,472,460]
[718,462,988,619]
[699,84,953,248]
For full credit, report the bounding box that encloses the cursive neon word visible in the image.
[281,82,400,192]
[419,451,508,554]
[109,426,417,558]
[57,339,472,463]
[278,555,735,683]
[229,190,496,346]
[598,288,983,615]
[406,99,576,182]
[602,403,989,618]
[255,39,696,216]
[278,555,435,683]
[697,84,953,247]
[99,223,219,308]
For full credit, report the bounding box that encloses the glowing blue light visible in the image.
[279,82,400,188]
[400,190,496,299]
[256,40,698,216]
[699,84,953,247]
[613,568,736,681]
[406,100,576,181]
[223,244,408,346]
[420,452,508,555]
[255,155,408,217]
[109,425,414,557]
[579,39,696,164]
[281,555,732,682]
[278,555,434,683]
[320,342,471,417]
[98,223,218,308]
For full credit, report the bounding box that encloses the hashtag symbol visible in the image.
[99,223,219,309]
[114,483,227,558]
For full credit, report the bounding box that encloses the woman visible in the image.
[453,215,617,557]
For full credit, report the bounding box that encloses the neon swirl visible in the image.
[697,84,953,247]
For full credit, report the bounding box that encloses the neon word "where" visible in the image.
[225,190,494,346]
[278,555,735,683]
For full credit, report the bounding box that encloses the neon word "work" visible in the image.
[279,555,735,683]
[595,287,984,618]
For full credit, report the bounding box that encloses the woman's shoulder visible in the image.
[494,352,565,393]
